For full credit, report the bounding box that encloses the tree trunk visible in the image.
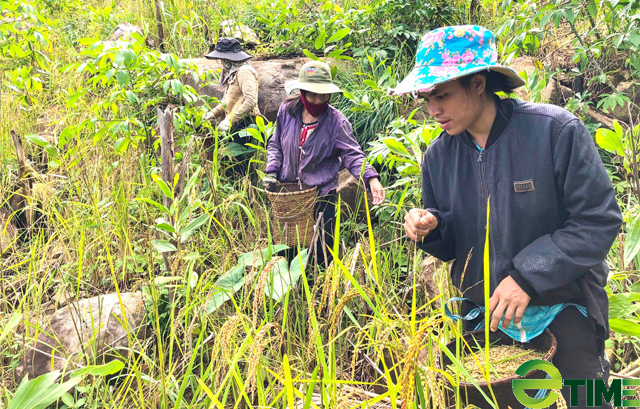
[10,130,32,230]
[154,0,165,53]
[157,108,174,272]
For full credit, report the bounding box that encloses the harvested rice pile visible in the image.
[447,345,546,382]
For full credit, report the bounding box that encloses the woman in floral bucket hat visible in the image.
[401,26,620,408]
[264,60,385,269]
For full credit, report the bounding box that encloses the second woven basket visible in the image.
[265,183,317,247]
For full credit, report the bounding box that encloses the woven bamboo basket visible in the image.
[266,183,317,247]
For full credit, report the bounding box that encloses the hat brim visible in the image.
[392,64,526,96]
[284,80,342,95]
[205,50,252,62]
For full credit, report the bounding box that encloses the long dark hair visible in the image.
[459,70,517,95]
[283,94,303,116]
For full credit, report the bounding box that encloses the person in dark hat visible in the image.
[203,38,260,169]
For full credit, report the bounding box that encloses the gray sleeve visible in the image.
[512,119,622,294]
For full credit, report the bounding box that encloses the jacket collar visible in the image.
[459,96,514,151]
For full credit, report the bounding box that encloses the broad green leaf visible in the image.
[135,198,170,215]
[70,360,124,378]
[152,239,177,253]
[0,313,22,344]
[561,8,575,23]
[237,245,289,268]
[205,264,246,314]
[25,134,52,149]
[7,361,122,409]
[115,137,129,153]
[327,27,350,43]
[613,120,624,138]
[586,1,598,19]
[8,371,78,409]
[314,30,326,50]
[363,79,379,90]
[383,138,411,157]
[625,214,640,266]
[125,90,139,105]
[628,34,640,48]
[302,49,320,61]
[267,250,308,302]
[595,128,623,154]
[155,222,175,233]
[152,174,174,200]
[609,318,640,336]
[114,50,126,65]
[180,214,209,243]
[189,271,199,288]
[609,293,640,319]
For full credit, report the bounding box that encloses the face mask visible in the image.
[300,90,329,117]
[444,297,587,343]
[222,60,233,70]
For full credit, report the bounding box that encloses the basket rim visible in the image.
[265,183,317,198]
[434,328,558,387]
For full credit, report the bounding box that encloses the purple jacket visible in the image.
[266,102,379,196]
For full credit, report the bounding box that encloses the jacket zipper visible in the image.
[478,150,495,292]
[296,123,303,189]
[478,151,487,198]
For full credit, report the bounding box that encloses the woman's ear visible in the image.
[472,73,487,96]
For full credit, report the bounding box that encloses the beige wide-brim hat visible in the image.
[285,61,343,94]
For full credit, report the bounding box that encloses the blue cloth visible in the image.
[444,297,588,343]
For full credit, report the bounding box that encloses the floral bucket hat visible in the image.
[393,25,525,95]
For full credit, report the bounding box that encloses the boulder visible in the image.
[0,206,17,256]
[611,81,640,124]
[509,56,556,103]
[16,292,147,381]
[180,57,309,122]
[337,168,373,217]
[219,20,260,47]
[109,22,155,47]
[419,255,442,305]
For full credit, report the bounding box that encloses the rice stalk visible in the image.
[211,314,246,388]
[329,288,375,342]
[424,367,446,409]
[253,256,284,328]
[399,316,441,409]
[246,322,282,398]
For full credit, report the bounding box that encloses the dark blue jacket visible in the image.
[419,98,622,337]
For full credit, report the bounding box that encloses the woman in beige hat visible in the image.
[264,60,385,269]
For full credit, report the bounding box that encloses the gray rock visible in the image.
[16,292,147,381]
[219,20,260,47]
[611,81,640,124]
[180,57,309,122]
[337,168,372,217]
[109,22,155,47]
[419,255,442,305]
[509,56,556,103]
[0,206,16,256]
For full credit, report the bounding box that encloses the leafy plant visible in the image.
[7,361,124,409]
[205,246,307,313]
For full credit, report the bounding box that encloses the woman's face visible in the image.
[417,76,485,135]
[304,92,331,104]
[222,59,233,69]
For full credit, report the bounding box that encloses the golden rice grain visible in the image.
[253,257,284,328]
[247,322,282,398]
